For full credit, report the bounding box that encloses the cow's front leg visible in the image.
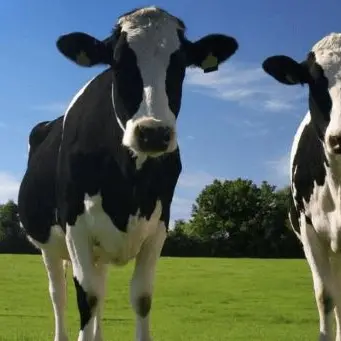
[65,217,101,341]
[130,223,167,341]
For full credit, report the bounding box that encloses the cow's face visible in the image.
[56,6,238,158]
[262,32,341,156]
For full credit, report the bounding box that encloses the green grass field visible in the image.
[0,255,319,340]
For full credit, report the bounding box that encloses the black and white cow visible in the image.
[18,6,238,341]
[262,33,341,341]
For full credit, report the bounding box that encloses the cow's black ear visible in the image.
[262,55,309,85]
[185,34,238,73]
[56,32,113,67]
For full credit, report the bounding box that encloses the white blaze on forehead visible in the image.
[312,33,341,140]
[117,6,184,34]
[312,33,341,85]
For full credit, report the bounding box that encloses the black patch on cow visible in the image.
[136,294,152,317]
[55,69,181,231]
[28,120,54,162]
[305,215,312,225]
[166,48,186,115]
[73,277,97,330]
[18,116,64,243]
[112,31,144,127]
[322,291,334,315]
[305,52,332,139]
[292,120,329,212]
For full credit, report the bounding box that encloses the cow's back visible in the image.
[18,116,64,243]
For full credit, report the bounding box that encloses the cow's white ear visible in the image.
[262,55,309,85]
[56,32,113,67]
[186,34,238,73]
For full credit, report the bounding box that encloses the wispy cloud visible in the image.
[0,172,20,204]
[266,152,290,187]
[31,101,67,114]
[178,170,220,189]
[223,116,270,138]
[185,61,307,113]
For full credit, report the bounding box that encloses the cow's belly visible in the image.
[30,195,163,266]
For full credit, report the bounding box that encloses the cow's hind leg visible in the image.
[42,250,68,341]
[130,224,167,341]
[300,217,334,341]
[330,254,341,341]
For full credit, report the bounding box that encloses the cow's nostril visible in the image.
[136,125,148,142]
[135,125,172,153]
[329,135,341,153]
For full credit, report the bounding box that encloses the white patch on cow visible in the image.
[62,76,97,129]
[119,7,182,156]
[28,225,69,259]
[42,250,69,341]
[27,226,70,341]
[82,194,163,265]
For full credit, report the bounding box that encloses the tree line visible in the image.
[0,178,304,258]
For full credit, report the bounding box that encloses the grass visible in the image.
[0,255,319,340]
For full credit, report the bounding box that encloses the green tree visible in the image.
[0,200,34,254]
[189,178,261,240]
[186,179,302,257]
[0,200,21,241]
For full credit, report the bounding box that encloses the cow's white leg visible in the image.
[330,255,341,341]
[42,250,68,341]
[130,223,166,341]
[301,218,334,341]
[65,219,99,341]
[93,263,108,341]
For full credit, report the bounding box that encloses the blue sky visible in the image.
[1,0,341,224]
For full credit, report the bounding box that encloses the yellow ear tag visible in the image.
[201,53,218,72]
[76,51,91,66]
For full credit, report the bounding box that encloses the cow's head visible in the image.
[56,6,238,158]
[262,32,341,156]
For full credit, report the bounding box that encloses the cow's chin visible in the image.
[126,141,178,162]
[123,136,177,157]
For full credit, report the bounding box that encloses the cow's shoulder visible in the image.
[291,113,329,211]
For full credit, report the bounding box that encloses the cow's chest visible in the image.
[83,194,163,265]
